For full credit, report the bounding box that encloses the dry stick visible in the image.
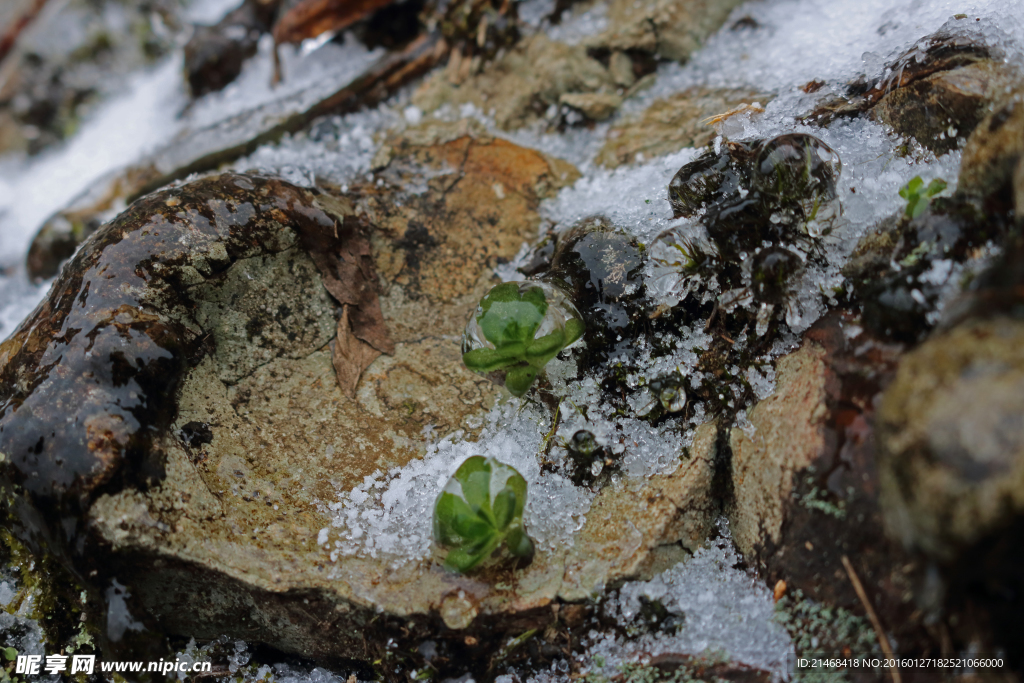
[841,554,901,683]
[0,0,50,63]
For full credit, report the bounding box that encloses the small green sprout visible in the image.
[462,281,584,396]
[899,176,947,218]
[433,456,534,573]
[3,647,16,661]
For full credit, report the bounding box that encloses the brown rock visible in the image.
[958,92,1024,199]
[878,317,1024,561]
[585,0,747,61]
[411,34,615,129]
[727,315,935,657]
[596,88,772,168]
[2,129,720,672]
[559,92,623,121]
[729,343,834,558]
[873,60,1016,156]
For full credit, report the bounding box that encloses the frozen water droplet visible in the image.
[659,384,686,413]
[752,134,841,204]
[756,303,774,337]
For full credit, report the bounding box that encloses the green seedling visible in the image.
[899,176,947,218]
[462,282,584,396]
[433,456,534,573]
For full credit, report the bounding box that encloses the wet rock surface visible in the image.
[0,129,720,670]
[184,0,281,98]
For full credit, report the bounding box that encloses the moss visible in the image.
[773,590,880,682]
[797,486,847,520]
[0,529,98,676]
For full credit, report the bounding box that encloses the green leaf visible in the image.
[900,176,946,218]
[462,344,525,372]
[899,176,923,200]
[3,647,16,661]
[504,365,539,397]
[434,456,535,573]
[563,317,585,345]
[479,282,521,309]
[451,512,492,540]
[505,527,534,558]
[492,488,516,530]
[453,456,492,514]
[476,284,549,347]
[524,330,566,364]
[925,178,947,197]
[444,533,501,572]
[433,492,478,545]
[479,301,546,347]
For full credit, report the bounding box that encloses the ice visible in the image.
[183,0,244,26]
[569,520,794,681]
[233,104,401,187]
[184,34,383,131]
[322,400,594,566]
[0,58,184,261]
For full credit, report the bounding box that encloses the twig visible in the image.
[0,0,50,64]
[841,554,901,683]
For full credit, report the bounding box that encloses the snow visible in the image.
[1,0,1023,679]
[580,521,794,680]
[321,400,593,565]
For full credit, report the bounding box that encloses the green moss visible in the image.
[773,590,880,682]
[797,486,847,520]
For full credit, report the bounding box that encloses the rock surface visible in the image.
[0,128,721,667]
[585,0,746,62]
[596,88,771,168]
[958,91,1024,199]
[412,34,617,129]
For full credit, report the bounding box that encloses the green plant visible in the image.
[433,456,534,573]
[462,282,584,396]
[899,176,947,218]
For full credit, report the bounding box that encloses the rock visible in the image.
[957,91,1024,200]
[411,34,615,129]
[559,92,622,122]
[844,194,1014,343]
[729,344,833,561]
[1016,155,1024,218]
[806,27,1017,147]
[872,60,1015,156]
[184,0,280,98]
[596,88,772,168]
[727,317,935,655]
[23,32,448,279]
[584,0,746,62]
[608,51,635,88]
[877,300,1024,665]
[878,317,1024,562]
[26,166,163,280]
[2,129,719,673]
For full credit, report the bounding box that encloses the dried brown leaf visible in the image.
[299,204,395,356]
[331,306,381,397]
[272,0,397,46]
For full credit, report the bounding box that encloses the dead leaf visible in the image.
[272,0,397,46]
[294,194,394,395]
[331,306,382,397]
[299,209,395,356]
